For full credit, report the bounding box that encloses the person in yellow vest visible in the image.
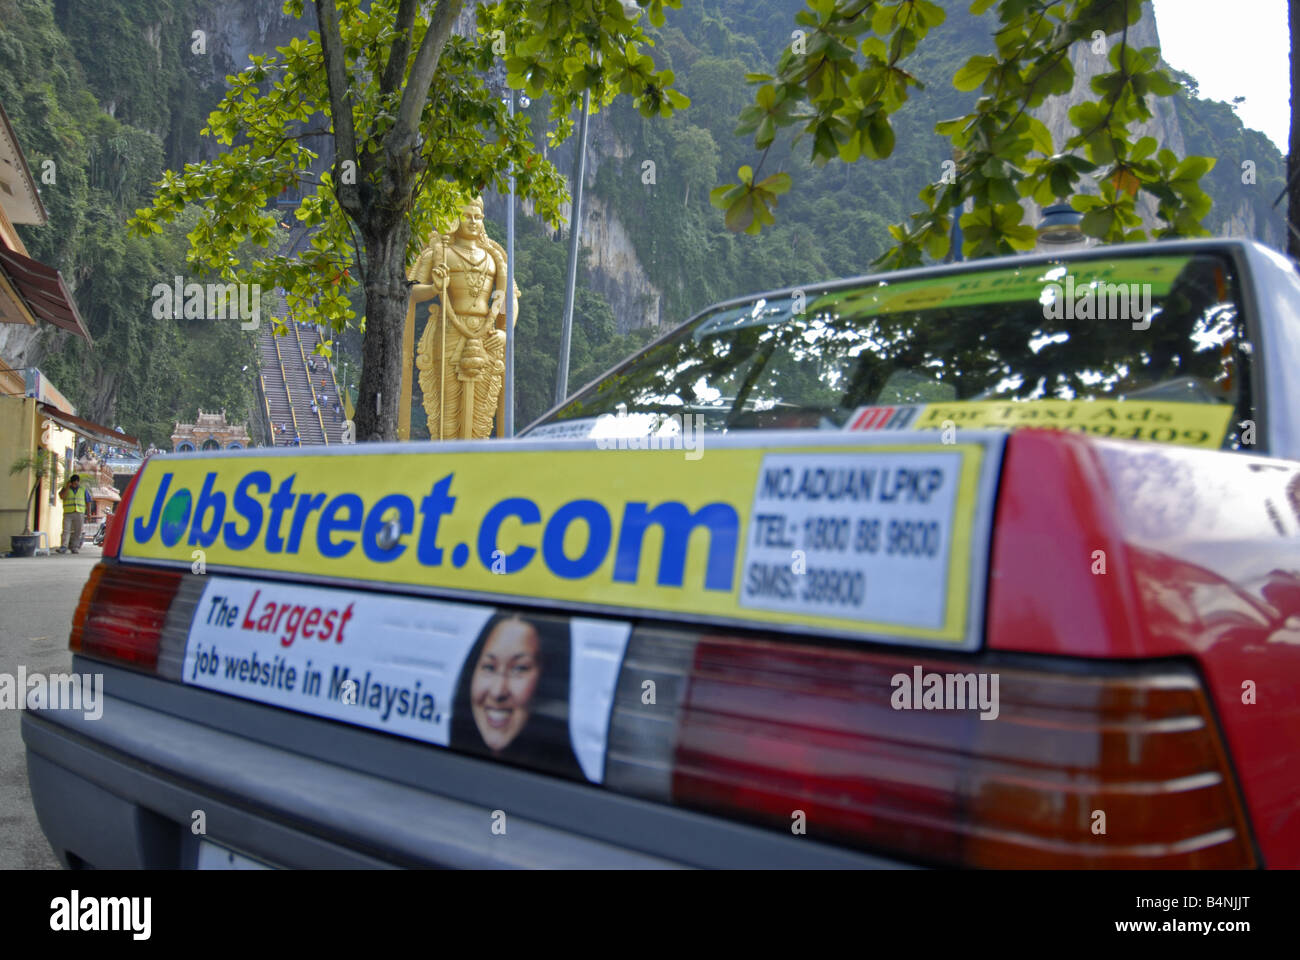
[58,473,91,554]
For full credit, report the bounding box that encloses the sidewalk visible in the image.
[0,548,102,869]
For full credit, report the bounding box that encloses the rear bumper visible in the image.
[22,659,907,869]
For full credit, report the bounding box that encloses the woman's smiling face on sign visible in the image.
[470,618,541,752]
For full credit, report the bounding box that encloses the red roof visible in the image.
[0,244,91,342]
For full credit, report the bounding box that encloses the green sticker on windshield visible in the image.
[815,257,1191,317]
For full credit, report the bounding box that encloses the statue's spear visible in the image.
[438,260,447,442]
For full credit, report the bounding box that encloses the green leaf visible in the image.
[1130,136,1158,161]
[837,129,863,162]
[1001,221,1039,250]
[1067,101,1107,131]
[1081,207,1117,238]
[864,113,895,158]
[1048,165,1076,198]
[871,3,898,35]
[1146,70,1179,97]
[988,177,1021,206]
[756,172,793,196]
[723,191,758,233]
[1172,155,1214,182]
[1025,115,1054,156]
[734,105,765,135]
[953,55,997,92]
[860,35,887,60]
[935,115,968,137]
[914,0,947,28]
[811,121,838,162]
[925,226,951,261]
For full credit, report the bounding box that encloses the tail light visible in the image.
[652,634,1255,868]
[70,563,183,670]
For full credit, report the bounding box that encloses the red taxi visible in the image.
[23,238,1300,868]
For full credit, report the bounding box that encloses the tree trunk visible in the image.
[354,220,413,442]
[86,364,118,430]
[1290,0,1300,258]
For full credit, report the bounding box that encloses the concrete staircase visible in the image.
[255,296,345,446]
[257,324,296,446]
[291,322,346,444]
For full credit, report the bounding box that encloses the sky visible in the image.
[1152,0,1290,151]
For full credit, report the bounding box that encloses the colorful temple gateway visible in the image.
[171,410,251,453]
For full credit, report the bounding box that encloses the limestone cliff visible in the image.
[1029,6,1284,247]
[482,111,666,334]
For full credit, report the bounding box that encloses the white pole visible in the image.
[504,90,516,438]
[556,87,591,406]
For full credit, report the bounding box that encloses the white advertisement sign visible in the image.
[739,451,964,630]
[184,576,630,782]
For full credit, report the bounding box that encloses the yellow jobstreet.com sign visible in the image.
[120,435,1000,648]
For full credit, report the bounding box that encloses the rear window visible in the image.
[533,253,1256,452]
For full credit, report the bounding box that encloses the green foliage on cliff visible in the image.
[0,0,255,448]
[1166,68,1286,242]
[590,0,1284,325]
[714,0,1221,262]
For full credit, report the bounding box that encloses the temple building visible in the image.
[171,409,251,452]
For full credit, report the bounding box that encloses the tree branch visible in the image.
[314,0,362,217]
[380,0,420,96]
[389,0,466,158]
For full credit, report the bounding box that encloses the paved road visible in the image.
[0,546,101,869]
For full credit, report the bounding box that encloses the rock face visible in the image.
[581,193,664,333]
[1028,6,1281,247]
[1029,9,1181,228]
[0,322,40,373]
[1220,202,1279,245]
[188,0,320,160]
[470,43,665,331]
[552,110,665,332]
[195,1,314,92]
[482,133,666,334]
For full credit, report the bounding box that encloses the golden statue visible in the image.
[406,196,519,440]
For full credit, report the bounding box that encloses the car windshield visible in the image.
[530,252,1254,452]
